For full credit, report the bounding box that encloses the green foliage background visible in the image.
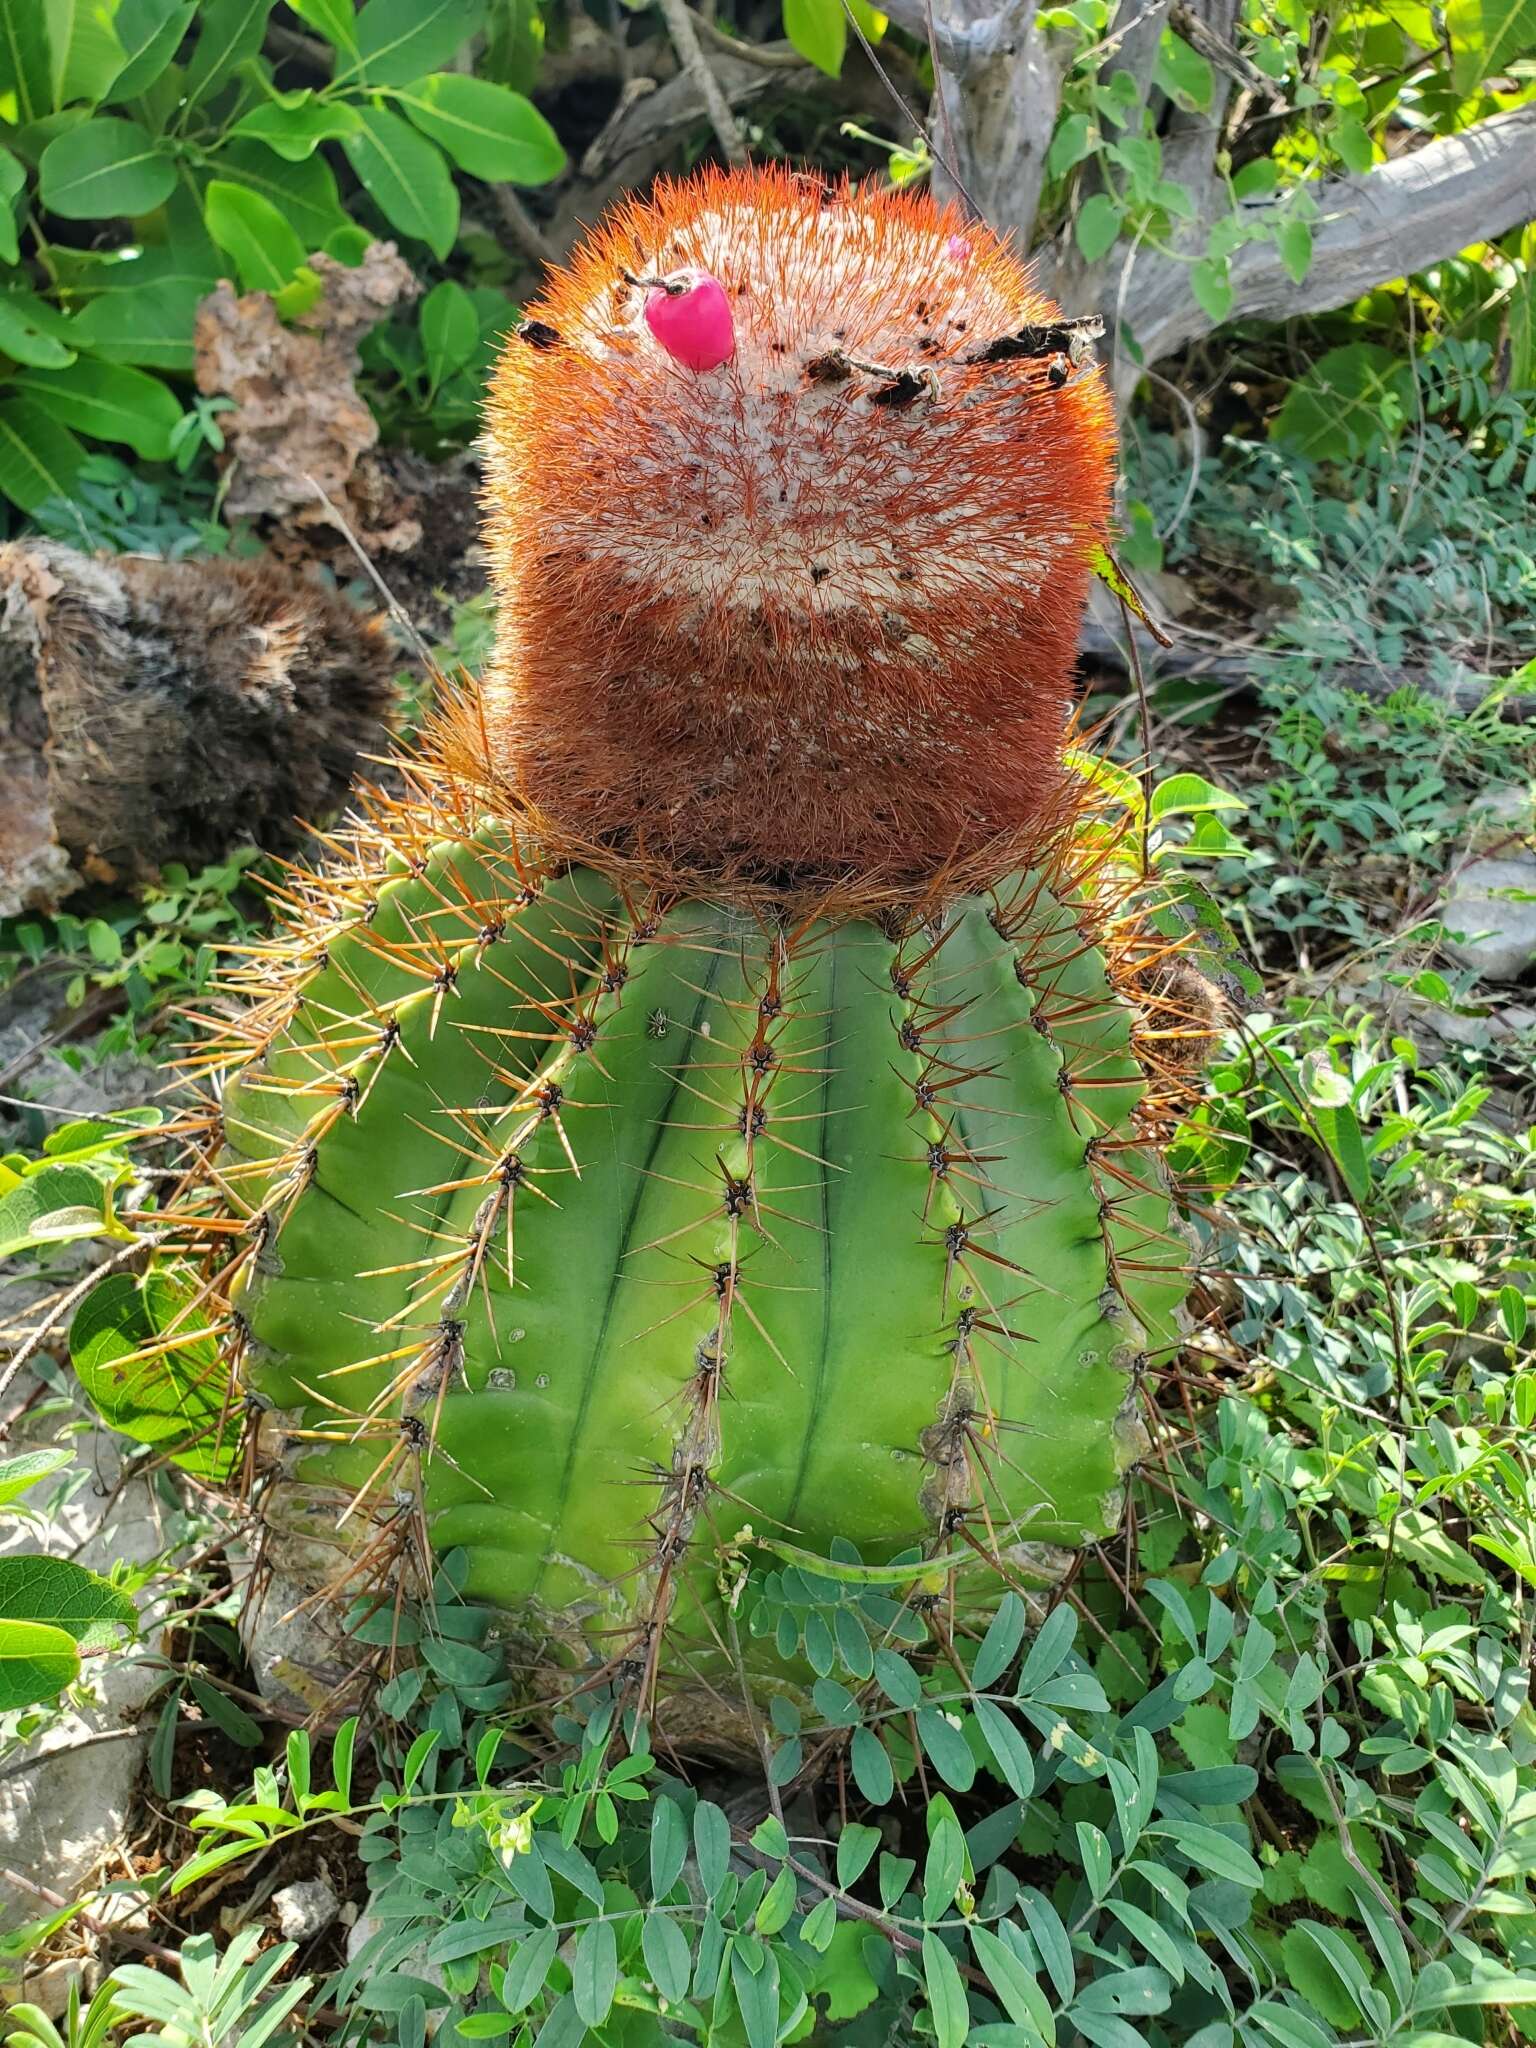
[1,0,1535,2043]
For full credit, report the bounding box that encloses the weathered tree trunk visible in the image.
[0,545,399,917]
[827,0,1536,371]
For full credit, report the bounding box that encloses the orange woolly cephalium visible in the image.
[482,165,1116,883]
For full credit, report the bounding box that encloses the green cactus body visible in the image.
[219,821,1185,1705]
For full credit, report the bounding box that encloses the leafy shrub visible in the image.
[0,0,564,514]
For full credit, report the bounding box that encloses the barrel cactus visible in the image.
[83,168,1212,1732]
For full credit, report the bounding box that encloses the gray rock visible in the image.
[273,1878,340,1942]
[1442,857,1536,983]
[0,1407,167,1933]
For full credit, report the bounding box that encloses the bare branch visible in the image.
[653,0,749,162]
[1122,102,1536,363]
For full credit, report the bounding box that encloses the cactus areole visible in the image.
[121,168,1204,1735]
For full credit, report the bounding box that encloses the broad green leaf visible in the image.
[1446,0,1536,90]
[204,178,306,291]
[973,1591,1027,1689]
[851,1725,894,1803]
[0,1617,80,1712]
[783,0,846,74]
[693,1800,730,1898]
[210,141,349,253]
[1153,28,1212,109]
[69,273,206,368]
[923,1810,967,1920]
[0,291,76,368]
[650,1794,687,1899]
[0,396,87,513]
[0,1162,125,1256]
[641,1914,691,2004]
[289,0,359,46]
[0,1448,73,1509]
[1276,215,1312,285]
[971,1926,1053,2039]
[836,1821,881,1889]
[1150,773,1246,820]
[0,144,22,264]
[921,1933,970,2048]
[916,1708,976,1791]
[1333,115,1373,172]
[38,116,176,218]
[182,0,273,107]
[1047,112,1095,178]
[395,72,564,184]
[1076,192,1120,262]
[1270,342,1409,462]
[229,93,363,160]
[340,0,487,85]
[730,1939,781,2048]
[112,0,199,100]
[499,1929,558,2013]
[0,0,56,124]
[342,107,457,258]
[420,278,480,394]
[1190,255,1233,326]
[44,0,128,109]
[11,359,182,459]
[71,1268,240,1482]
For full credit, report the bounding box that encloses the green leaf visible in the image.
[289,0,359,47]
[1150,1821,1262,1888]
[1075,192,1120,262]
[0,1162,124,1256]
[1498,1284,1529,1345]
[650,1794,687,1899]
[973,1696,1035,1799]
[71,1268,240,1482]
[693,1800,730,1898]
[341,0,487,85]
[0,145,22,264]
[182,0,273,107]
[921,1933,970,2048]
[0,395,87,512]
[1333,115,1373,172]
[342,107,457,258]
[756,1866,796,1936]
[837,1821,881,1889]
[0,0,55,124]
[229,93,363,161]
[0,1447,73,1508]
[851,1725,894,1803]
[395,72,564,184]
[923,1810,967,1921]
[11,359,182,459]
[1047,113,1095,178]
[0,1618,80,1712]
[111,0,199,101]
[38,116,176,218]
[973,1592,1027,1689]
[1270,342,1409,462]
[641,1914,691,2005]
[0,292,76,368]
[0,1555,136,1649]
[783,0,846,74]
[499,1928,558,2013]
[971,1926,1052,2039]
[1150,773,1246,821]
[420,278,480,395]
[44,0,128,109]
[916,1708,976,1791]
[730,1939,781,2048]
[1276,215,1312,285]
[1190,256,1233,326]
[1153,28,1212,109]
[1445,0,1536,91]
[203,178,307,292]
[68,271,207,369]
